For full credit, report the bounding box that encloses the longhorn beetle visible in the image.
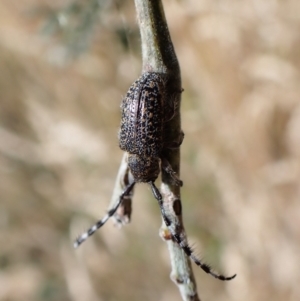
[74,72,236,281]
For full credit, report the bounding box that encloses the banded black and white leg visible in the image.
[149,181,236,281]
[73,158,179,248]
[74,182,135,248]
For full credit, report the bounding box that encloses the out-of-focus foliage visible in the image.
[40,0,139,57]
[0,0,300,301]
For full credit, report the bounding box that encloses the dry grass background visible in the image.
[1,0,300,301]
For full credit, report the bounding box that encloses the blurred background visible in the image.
[1,0,300,301]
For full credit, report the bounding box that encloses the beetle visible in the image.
[74,72,236,281]
[119,72,182,185]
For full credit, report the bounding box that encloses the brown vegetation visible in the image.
[0,1,299,301]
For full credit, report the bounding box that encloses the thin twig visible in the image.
[108,153,134,226]
[134,1,200,300]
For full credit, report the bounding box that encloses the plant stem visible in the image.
[134,1,200,300]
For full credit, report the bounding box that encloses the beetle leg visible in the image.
[164,130,184,149]
[161,157,183,187]
[148,181,236,281]
[74,182,135,248]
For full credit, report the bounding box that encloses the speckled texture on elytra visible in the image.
[119,72,165,182]
[119,72,165,157]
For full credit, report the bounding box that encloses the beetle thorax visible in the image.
[128,154,160,183]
